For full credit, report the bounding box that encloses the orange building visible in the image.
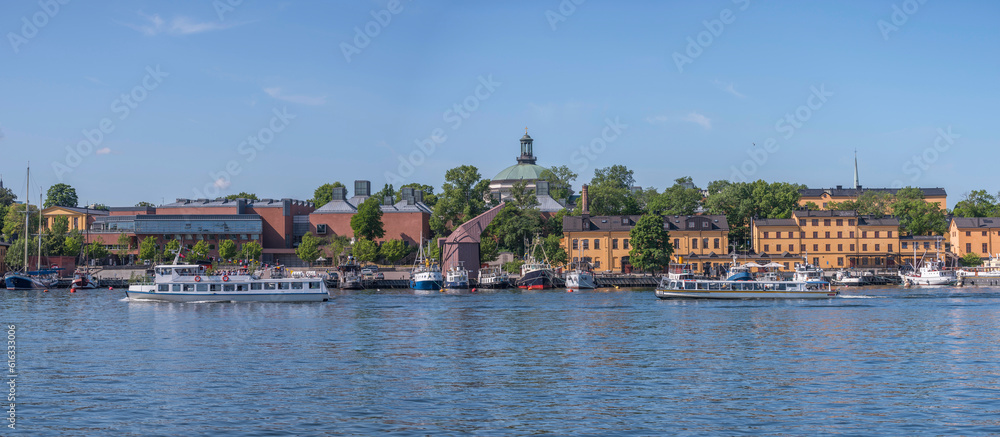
[753,210,901,270]
[41,206,109,232]
[949,217,1000,259]
[798,186,947,210]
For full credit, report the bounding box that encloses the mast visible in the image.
[23,164,29,272]
[37,191,42,270]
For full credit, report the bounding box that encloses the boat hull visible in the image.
[411,280,443,290]
[516,269,553,290]
[477,279,510,289]
[5,274,54,290]
[444,280,469,289]
[656,289,838,299]
[565,272,596,289]
[902,275,956,286]
[125,288,329,302]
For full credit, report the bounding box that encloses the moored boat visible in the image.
[902,261,957,286]
[565,269,595,289]
[516,238,555,290]
[5,269,59,290]
[477,266,510,289]
[125,263,329,302]
[656,255,837,299]
[410,236,442,290]
[444,262,470,289]
[338,257,363,290]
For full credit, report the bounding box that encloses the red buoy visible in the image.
[108,286,113,290]
[69,289,75,293]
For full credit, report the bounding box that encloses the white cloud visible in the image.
[263,87,327,106]
[643,115,670,125]
[96,147,111,155]
[714,80,746,98]
[682,112,712,130]
[121,12,247,36]
[214,178,232,189]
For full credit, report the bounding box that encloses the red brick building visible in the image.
[308,181,432,246]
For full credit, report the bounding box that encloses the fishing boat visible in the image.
[792,261,824,283]
[125,250,329,302]
[516,238,555,290]
[444,261,470,289]
[655,255,837,299]
[832,269,866,286]
[901,260,957,286]
[338,256,363,290]
[71,270,98,289]
[410,235,442,290]
[477,266,510,289]
[565,245,596,289]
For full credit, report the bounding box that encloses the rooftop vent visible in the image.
[354,180,371,197]
[331,187,347,201]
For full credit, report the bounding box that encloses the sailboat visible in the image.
[4,166,60,290]
[72,206,97,289]
[409,233,443,290]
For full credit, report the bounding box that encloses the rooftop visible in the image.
[799,187,947,197]
[951,217,1000,229]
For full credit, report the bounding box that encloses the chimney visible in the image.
[414,190,424,204]
[401,187,414,202]
[354,180,371,197]
[581,184,589,216]
[331,187,347,201]
[836,185,843,190]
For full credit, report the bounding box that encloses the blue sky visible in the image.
[1,0,997,208]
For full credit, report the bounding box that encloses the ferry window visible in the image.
[714,239,719,249]
[594,239,600,250]
[182,284,194,292]
[265,283,277,290]
[251,283,262,290]
[292,282,303,289]
[158,284,169,292]
[172,284,181,292]
[224,284,235,292]
[583,240,589,250]
[623,239,630,249]
[279,283,290,290]
[236,284,247,291]
[210,284,221,291]
[196,284,208,292]
[309,282,321,289]
[572,239,578,250]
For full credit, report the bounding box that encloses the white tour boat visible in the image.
[127,258,329,302]
[656,255,837,299]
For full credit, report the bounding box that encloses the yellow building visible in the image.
[798,186,947,210]
[949,217,1000,259]
[561,214,728,274]
[753,210,901,270]
[40,206,109,231]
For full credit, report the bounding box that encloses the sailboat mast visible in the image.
[23,165,29,271]
[37,192,42,270]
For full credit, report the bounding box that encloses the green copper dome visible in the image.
[493,163,547,181]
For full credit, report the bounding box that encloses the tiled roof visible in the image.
[951,217,1000,229]
[563,215,641,232]
[161,198,312,208]
[755,218,797,227]
[799,187,947,197]
[43,206,110,215]
[664,215,729,231]
[858,217,900,227]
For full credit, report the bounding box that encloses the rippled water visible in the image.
[4,286,1000,435]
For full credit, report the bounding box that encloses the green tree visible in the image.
[352,238,380,264]
[311,182,345,206]
[218,239,237,261]
[646,177,702,216]
[295,232,321,264]
[587,165,641,216]
[86,242,109,261]
[396,183,437,207]
[961,252,984,267]
[116,233,132,261]
[240,241,262,262]
[351,196,386,241]
[432,165,492,236]
[502,260,524,274]
[704,180,804,247]
[135,201,155,208]
[510,180,539,210]
[543,209,568,236]
[139,236,157,262]
[163,239,181,260]
[44,216,70,255]
[326,235,350,264]
[2,203,39,241]
[89,204,110,211]
[374,184,395,203]
[64,230,83,258]
[225,192,258,200]
[5,238,26,270]
[44,183,78,208]
[802,201,820,210]
[189,240,210,262]
[892,187,947,236]
[628,214,673,272]
[952,190,999,218]
[480,234,499,263]
[380,239,407,263]
[538,166,577,201]
[482,203,543,257]
[542,233,567,266]
[0,184,16,207]
[828,191,893,217]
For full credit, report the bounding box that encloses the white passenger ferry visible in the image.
[655,256,837,299]
[127,262,329,302]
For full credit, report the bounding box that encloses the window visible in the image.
[309,282,321,289]
[850,244,855,251]
[278,283,290,290]
[967,243,973,253]
[264,283,277,290]
[73,217,79,228]
[924,242,930,249]
[692,239,698,249]
[863,244,868,251]
[800,232,806,238]
[838,257,844,266]
[622,217,628,224]
[172,284,181,292]
[887,231,893,238]
[317,224,328,234]
[875,244,880,251]
[703,222,709,228]
[776,232,781,239]
[849,232,855,238]
[825,232,830,238]
[813,244,819,252]
[813,232,818,239]
[196,284,208,292]
[210,284,221,291]
[292,282,304,290]
[573,239,578,250]
[984,243,989,254]
[838,244,843,251]
[825,244,831,252]
[984,231,989,237]
[966,231,971,237]
[812,219,819,226]
[583,239,589,250]
[703,238,709,249]
[862,231,868,238]
[799,219,806,226]
[837,231,843,238]
[836,219,843,226]
[594,239,600,250]
[848,219,855,226]
[714,238,720,249]
[623,239,630,249]
[813,257,819,266]
[688,222,695,228]
[764,245,770,252]
[776,244,782,252]
[800,244,806,252]
[888,244,893,252]
[224,284,235,292]
[612,239,618,249]
[764,232,770,239]
[674,239,679,249]
[875,231,880,238]
[182,284,194,292]
[158,284,169,292]
[902,242,908,249]
[824,219,831,226]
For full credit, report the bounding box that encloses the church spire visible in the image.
[853,150,859,189]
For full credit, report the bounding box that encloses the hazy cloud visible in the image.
[714,80,746,98]
[214,178,232,189]
[263,87,327,106]
[121,12,248,36]
[96,147,111,155]
[644,112,712,130]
